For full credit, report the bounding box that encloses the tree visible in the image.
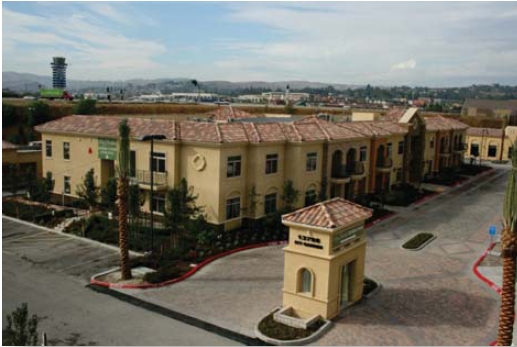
[26,101,50,127]
[497,139,517,346]
[164,178,203,248]
[191,79,200,102]
[74,99,97,115]
[101,177,118,212]
[28,171,54,203]
[2,103,17,128]
[117,119,132,280]
[2,303,38,346]
[76,168,99,211]
[281,180,300,212]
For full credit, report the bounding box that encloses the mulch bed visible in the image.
[402,233,435,250]
[258,310,325,341]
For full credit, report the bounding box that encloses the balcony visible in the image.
[330,165,351,183]
[129,170,168,190]
[349,161,365,179]
[376,157,393,172]
[439,146,451,158]
[453,143,467,153]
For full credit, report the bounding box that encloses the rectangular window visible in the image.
[265,154,278,174]
[151,152,166,173]
[387,143,393,157]
[45,140,52,158]
[430,138,434,149]
[359,146,367,162]
[226,197,241,220]
[470,143,479,156]
[151,194,166,214]
[63,142,70,160]
[130,150,136,177]
[264,193,277,214]
[306,152,317,172]
[398,141,404,155]
[227,156,241,178]
[64,175,71,194]
[488,145,497,158]
[305,190,317,207]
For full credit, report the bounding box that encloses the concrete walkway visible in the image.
[112,167,509,345]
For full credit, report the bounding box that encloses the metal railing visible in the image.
[129,170,168,186]
[376,156,393,169]
[331,161,365,178]
[453,143,467,151]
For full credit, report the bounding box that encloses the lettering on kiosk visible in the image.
[294,234,323,250]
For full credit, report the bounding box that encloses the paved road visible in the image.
[121,167,510,345]
[2,218,239,346]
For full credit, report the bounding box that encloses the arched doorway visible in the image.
[331,150,343,177]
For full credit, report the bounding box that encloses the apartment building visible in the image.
[34,107,468,231]
[2,140,42,184]
[465,126,517,162]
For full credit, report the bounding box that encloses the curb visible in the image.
[253,307,332,346]
[87,283,268,346]
[472,242,501,294]
[91,240,288,289]
[2,215,144,257]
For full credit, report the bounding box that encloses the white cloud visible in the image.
[391,59,417,71]
[2,6,166,80]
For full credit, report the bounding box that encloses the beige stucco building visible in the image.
[2,140,42,186]
[465,126,517,162]
[34,107,468,231]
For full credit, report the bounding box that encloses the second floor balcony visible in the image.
[331,161,365,183]
[376,157,393,172]
[453,143,467,153]
[129,170,168,190]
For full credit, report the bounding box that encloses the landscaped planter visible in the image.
[255,308,332,346]
[402,233,436,251]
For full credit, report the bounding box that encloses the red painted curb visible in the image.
[90,240,288,289]
[472,242,504,346]
[412,192,440,206]
[365,211,396,229]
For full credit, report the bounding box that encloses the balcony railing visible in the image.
[129,170,168,186]
[376,157,393,169]
[331,161,365,179]
[453,143,467,152]
[440,146,451,154]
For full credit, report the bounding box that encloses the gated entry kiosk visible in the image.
[281,198,372,320]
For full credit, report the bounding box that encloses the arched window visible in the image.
[299,268,313,294]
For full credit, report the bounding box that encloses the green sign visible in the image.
[98,138,117,160]
[40,89,64,98]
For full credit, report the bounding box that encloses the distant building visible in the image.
[262,92,310,104]
[465,126,517,162]
[2,140,42,188]
[461,99,517,120]
[51,57,67,89]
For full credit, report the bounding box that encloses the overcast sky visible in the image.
[3,1,517,87]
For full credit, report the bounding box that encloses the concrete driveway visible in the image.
[115,167,508,345]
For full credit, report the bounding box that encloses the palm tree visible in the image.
[497,140,517,346]
[191,79,200,102]
[117,119,132,280]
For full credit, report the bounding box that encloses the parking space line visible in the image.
[56,253,119,273]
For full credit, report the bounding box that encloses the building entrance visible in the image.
[340,262,353,308]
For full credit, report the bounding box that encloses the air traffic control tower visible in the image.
[51,57,67,89]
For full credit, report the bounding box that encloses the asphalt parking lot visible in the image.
[2,217,120,282]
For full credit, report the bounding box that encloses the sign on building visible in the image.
[98,138,117,160]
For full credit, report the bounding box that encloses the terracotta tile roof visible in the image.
[338,121,407,137]
[206,106,257,122]
[382,107,407,122]
[463,99,517,111]
[2,140,19,149]
[467,127,504,138]
[424,116,469,131]
[282,197,373,229]
[294,116,365,140]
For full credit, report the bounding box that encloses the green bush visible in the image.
[402,233,435,250]
[143,266,182,284]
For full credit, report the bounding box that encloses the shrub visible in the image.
[143,266,182,284]
[402,233,435,250]
[258,311,325,341]
[74,99,97,115]
[2,303,38,346]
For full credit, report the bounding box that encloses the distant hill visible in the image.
[2,71,361,95]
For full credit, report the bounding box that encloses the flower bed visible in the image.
[258,310,325,341]
[402,233,435,250]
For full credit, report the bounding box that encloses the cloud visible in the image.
[2,6,166,80]
[391,59,417,71]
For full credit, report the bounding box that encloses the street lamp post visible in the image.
[139,134,166,252]
[480,129,488,167]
